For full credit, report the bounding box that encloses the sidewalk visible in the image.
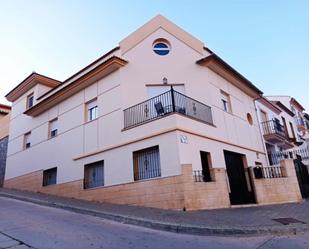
[0,188,308,236]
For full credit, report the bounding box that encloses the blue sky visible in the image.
[0,1,308,109]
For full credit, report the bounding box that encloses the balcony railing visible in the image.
[268,148,309,166]
[124,88,213,129]
[253,165,285,179]
[261,120,286,138]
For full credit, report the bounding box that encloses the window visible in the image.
[26,93,34,109]
[200,151,212,182]
[153,39,170,56]
[84,161,104,189]
[43,167,57,186]
[49,118,58,138]
[289,122,296,139]
[220,90,231,113]
[86,99,98,121]
[247,113,253,125]
[133,146,161,181]
[24,132,31,149]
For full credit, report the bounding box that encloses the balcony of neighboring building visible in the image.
[295,117,306,132]
[261,120,294,149]
[123,87,213,130]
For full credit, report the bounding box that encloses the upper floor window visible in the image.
[26,93,34,109]
[220,90,232,113]
[24,132,31,149]
[153,39,170,56]
[49,118,58,138]
[86,99,98,122]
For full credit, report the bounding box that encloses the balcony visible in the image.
[295,117,306,131]
[261,120,293,149]
[124,88,213,129]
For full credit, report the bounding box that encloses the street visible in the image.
[0,197,308,249]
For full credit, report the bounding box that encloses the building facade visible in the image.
[3,15,306,209]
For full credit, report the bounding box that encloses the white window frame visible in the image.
[24,132,31,149]
[86,99,98,122]
[26,92,34,109]
[220,90,232,113]
[49,118,58,138]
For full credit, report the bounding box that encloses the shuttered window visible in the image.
[133,146,161,181]
[84,161,104,189]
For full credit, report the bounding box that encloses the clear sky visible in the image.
[0,0,308,109]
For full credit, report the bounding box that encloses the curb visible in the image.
[0,192,308,237]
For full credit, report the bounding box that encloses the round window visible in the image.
[247,113,253,125]
[153,39,170,56]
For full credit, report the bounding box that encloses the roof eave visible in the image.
[197,54,263,97]
[24,56,128,117]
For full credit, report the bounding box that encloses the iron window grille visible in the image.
[133,146,161,181]
[84,160,104,189]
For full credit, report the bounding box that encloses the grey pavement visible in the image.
[0,196,309,249]
[0,188,309,236]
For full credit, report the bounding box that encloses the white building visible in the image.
[4,15,305,209]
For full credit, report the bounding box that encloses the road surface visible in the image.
[0,197,308,249]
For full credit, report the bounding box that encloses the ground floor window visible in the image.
[133,146,161,181]
[43,167,57,186]
[84,160,104,189]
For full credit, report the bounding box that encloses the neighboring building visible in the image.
[3,15,305,209]
[0,104,11,187]
[267,96,307,142]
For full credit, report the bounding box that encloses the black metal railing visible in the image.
[193,170,212,182]
[268,148,309,166]
[253,165,285,179]
[124,88,213,129]
[261,120,286,137]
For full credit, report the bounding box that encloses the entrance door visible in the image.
[294,157,309,198]
[224,151,255,205]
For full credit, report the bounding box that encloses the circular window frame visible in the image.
[247,113,253,125]
[152,39,171,56]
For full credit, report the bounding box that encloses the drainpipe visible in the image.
[254,96,271,166]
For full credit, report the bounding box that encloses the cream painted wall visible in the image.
[6,27,267,188]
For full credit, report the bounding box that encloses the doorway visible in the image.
[224,150,256,205]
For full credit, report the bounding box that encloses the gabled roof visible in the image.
[290,97,305,111]
[37,47,120,101]
[270,100,295,117]
[25,56,128,116]
[196,54,263,97]
[0,104,11,115]
[119,14,205,55]
[257,97,281,114]
[5,72,61,102]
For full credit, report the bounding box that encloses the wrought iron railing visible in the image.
[253,165,285,179]
[124,88,213,129]
[268,148,309,166]
[261,120,286,137]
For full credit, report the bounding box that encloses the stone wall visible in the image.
[251,159,302,205]
[4,164,230,210]
[0,136,9,187]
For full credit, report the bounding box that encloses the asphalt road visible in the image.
[0,197,308,249]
